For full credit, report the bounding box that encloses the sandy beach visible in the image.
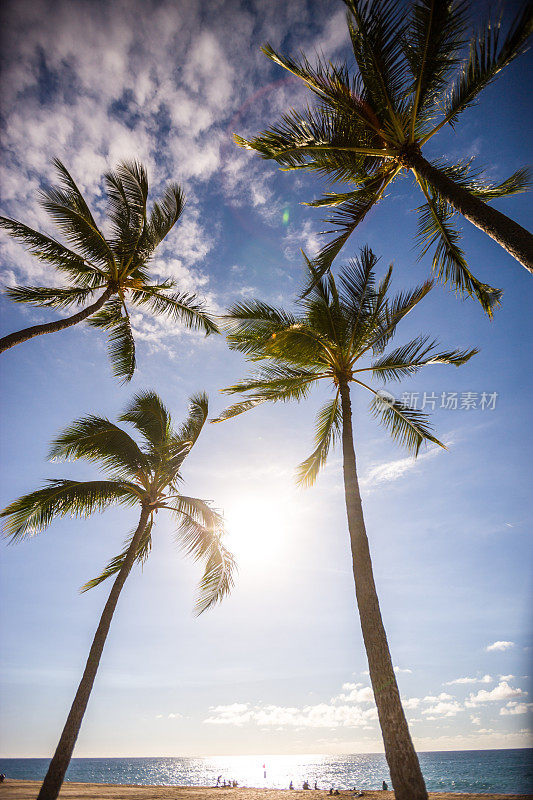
[0,782,531,800]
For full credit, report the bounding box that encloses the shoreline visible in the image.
[0,781,531,800]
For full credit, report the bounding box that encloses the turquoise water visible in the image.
[1,750,532,794]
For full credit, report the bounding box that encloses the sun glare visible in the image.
[223,488,297,568]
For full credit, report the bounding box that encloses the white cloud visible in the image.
[465,681,525,707]
[204,699,379,730]
[360,445,443,489]
[394,666,413,675]
[499,701,533,716]
[445,675,493,686]
[423,700,462,718]
[486,641,514,652]
[205,679,379,731]
[283,219,323,262]
[423,692,454,703]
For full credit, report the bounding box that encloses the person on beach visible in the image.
[216,776,222,786]
[314,781,318,789]
[382,781,388,790]
[289,782,294,790]
[303,780,310,789]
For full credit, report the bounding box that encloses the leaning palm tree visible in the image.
[0,159,218,379]
[214,247,477,800]
[236,0,533,313]
[1,391,235,800]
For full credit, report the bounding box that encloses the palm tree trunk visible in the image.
[339,381,427,800]
[409,152,533,273]
[36,506,151,800]
[0,287,113,354]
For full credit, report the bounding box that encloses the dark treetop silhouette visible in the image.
[1,391,235,800]
[0,159,218,379]
[236,0,533,314]
[214,247,477,800]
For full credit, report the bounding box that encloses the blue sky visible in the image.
[0,0,532,759]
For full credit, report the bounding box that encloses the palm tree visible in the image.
[0,159,218,379]
[236,0,533,314]
[214,247,477,800]
[1,391,235,800]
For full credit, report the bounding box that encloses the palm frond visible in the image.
[48,416,148,479]
[368,387,444,454]
[81,517,153,592]
[344,0,410,137]
[130,287,219,335]
[366,335,478,381]
[147,183,185,247]
[4,285,98,310]
[170,495,222,530]
[39,161,114,267]
[175,393,209,449]
[219,365,322,406]
[225,301,298,357]
[414,182,502,314]
[404,0,469,136]
[310,166,400,280]
[441,4,533,129]
[174,509,235,615]
[1,479,139,542]
[106,305,136,383]
[357,275,433,356]
[296,394,342,487]
[0,216,104,283]
[430,160,532,201]
[120,391,171,450]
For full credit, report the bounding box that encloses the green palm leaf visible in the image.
[174,509,236,615]
[130,287,219,335]
[48,416,148,479]
[441,4,533,130]
[414,179,502,314]
[0,216,103,282]
[368,388,444,454]
[1,479,139,542]
[404,0,469,136]
[296,394,342,487]
[119,391,171,450]
[81,518,154,592]
[4,285,98,310]
[366,335,478,381]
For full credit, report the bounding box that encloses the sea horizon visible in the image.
[2,749,532,794]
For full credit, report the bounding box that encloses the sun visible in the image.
[222,487,298,568]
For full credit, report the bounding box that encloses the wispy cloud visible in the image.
[444,675,493,686]
[360,445,444,490]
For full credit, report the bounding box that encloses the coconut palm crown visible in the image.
[0,159,218,379]
[236,0,533,314]
[1,391,235,800]
[216,248,477,477]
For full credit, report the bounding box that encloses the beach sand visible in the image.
[1,782,531,800]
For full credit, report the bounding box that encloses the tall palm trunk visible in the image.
[36,506,150,800]
[339,381,427,800]
[0,287,113,354]
[409,152,533,274]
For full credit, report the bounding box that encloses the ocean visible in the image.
[1,750,532,794]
